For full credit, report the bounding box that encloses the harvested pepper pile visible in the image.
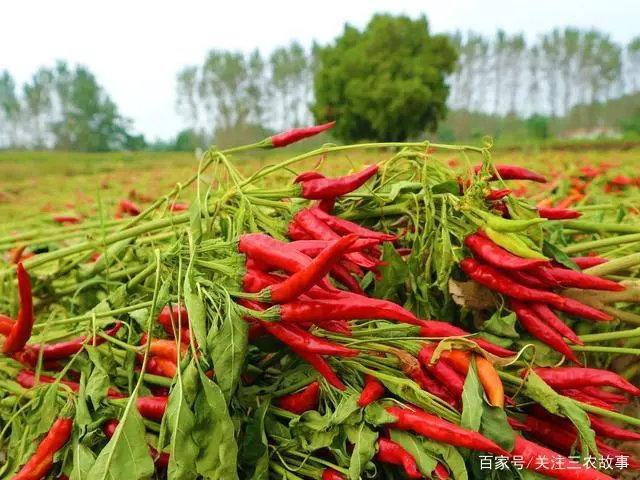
[0,124,639,480]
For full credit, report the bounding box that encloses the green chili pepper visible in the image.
[473,208,546,233]
[483,227,548,260]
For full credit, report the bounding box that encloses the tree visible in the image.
[526,114,550,139]
[312,14,457,142]
[0,70,21,147]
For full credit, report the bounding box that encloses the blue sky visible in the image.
[2,0,638,140]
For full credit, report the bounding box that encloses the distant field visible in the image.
[1,145,638,225]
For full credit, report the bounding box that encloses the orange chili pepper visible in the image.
[442,350,504,408]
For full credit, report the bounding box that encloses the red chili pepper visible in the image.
[258,320,359,357]
[278,381,320,414]
[475,164,547,183]
[460,258,613,322]
[321,469,346,480]
[530,367,640,396]
[329,262,364,293]
[137,396,168,421]
[417,345,465,400]
[433,463,450,479]
[485,188,512,201]
[264,234,358,303]
[270,121,336,148]
[465,234,549,270]
[293,347,346,390]
[315,198,336,213]
[511,435,612,480]
[319,319,352,336]
[588,414,640,441]
[529,303,583,345]
[537,207,582,220]
[17,370,125,398]
[287,238,380,257]
[0,314,14,336]
[287,221,314,240]
[25,322,122,360]
[52,214,81,224]
[3,263,34,355]
[276,296,420,326]
[386,406,507,455]
[358,374,385,407]
[170,202,189,212]
[506,269,549,289]
[13,416,72,480]
[118,199,141,216]
[297,165,379,199]
[510,301,581,364]
[376,437,422,479]
[141,336,187,361]
[103,420,169,467]
[393,348,459,408]
[158,304,189,328]
[310,208,396,241]
[145,356,177,378]
[294,171,326,183]
[527,265,561,288]
[417,320,514,357]
[580,386,629,405]
[293,209,377,269]
[556,389,615,410]
[543,266,624,291]
[239,234,336,291]
[571,256,607,269]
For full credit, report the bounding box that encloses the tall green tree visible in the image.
[312,14,457,142]
[0,70,21,147]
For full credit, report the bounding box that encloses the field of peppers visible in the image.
[0,123,639,480]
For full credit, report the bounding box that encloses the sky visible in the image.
[2,0,638,140]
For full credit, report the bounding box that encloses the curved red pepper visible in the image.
[321,469,346,480]
[386,406,508,456]
[530,367,640,396]
[158,304,189,328]
[544,266,624,291]
[25,322,122,360]
[571,256,607,269]
[465,234,549,270]
[376,437,422,479]
[529,303,583,345]
[537,207,582,220]
[417,345,465,400]
[417,320,514,357]
[3,263,34,355]
[511,301,581,364]
[13,417,72,480]
[137,396,168,421]
[265,234,358,303]
[277,381,320,414]
[270,121,336,148]
[17,370,125,398]
[299,165,379,199]
[475,164,547,183]
[357,374,385,407]
[310,208,396,241]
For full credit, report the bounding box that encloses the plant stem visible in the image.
[583,252,640,277]
[563,220,640,235]
[562,233,640,255]
[578,328,640,343]
[570,345,640,355]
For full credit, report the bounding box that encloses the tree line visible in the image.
[2,22,639,151]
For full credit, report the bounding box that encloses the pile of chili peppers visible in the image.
[0,127,639,480]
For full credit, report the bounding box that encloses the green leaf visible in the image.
[480,406,515,452]
[432,179,461,195]
[543,240,579,271]
[345,423,378,480]
[240,400,269,480]
[482,311,520,339]
[69,440,97,480]
[87,394,155,480]
[183,271,208,357]
[389,430,438,476]
[193,370,240,479]
[31,385,59,438]
[211,302,248,403]
[328,392,361,426]
[373,242,410,302]
[363,402,396,426]
[85,346,113,409]
[75,372,93,430]
[421,438,468,480]
[461,360,483,433]
[167,362,200,480]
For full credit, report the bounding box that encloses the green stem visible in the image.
[578,328,640,343]
[563,220,640,235]
[562,233,640,255]
[32,301,154,330]
[570,345,640,355]
[583,252,640,277]
[239,141,484,187]
[574,401,640,428]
